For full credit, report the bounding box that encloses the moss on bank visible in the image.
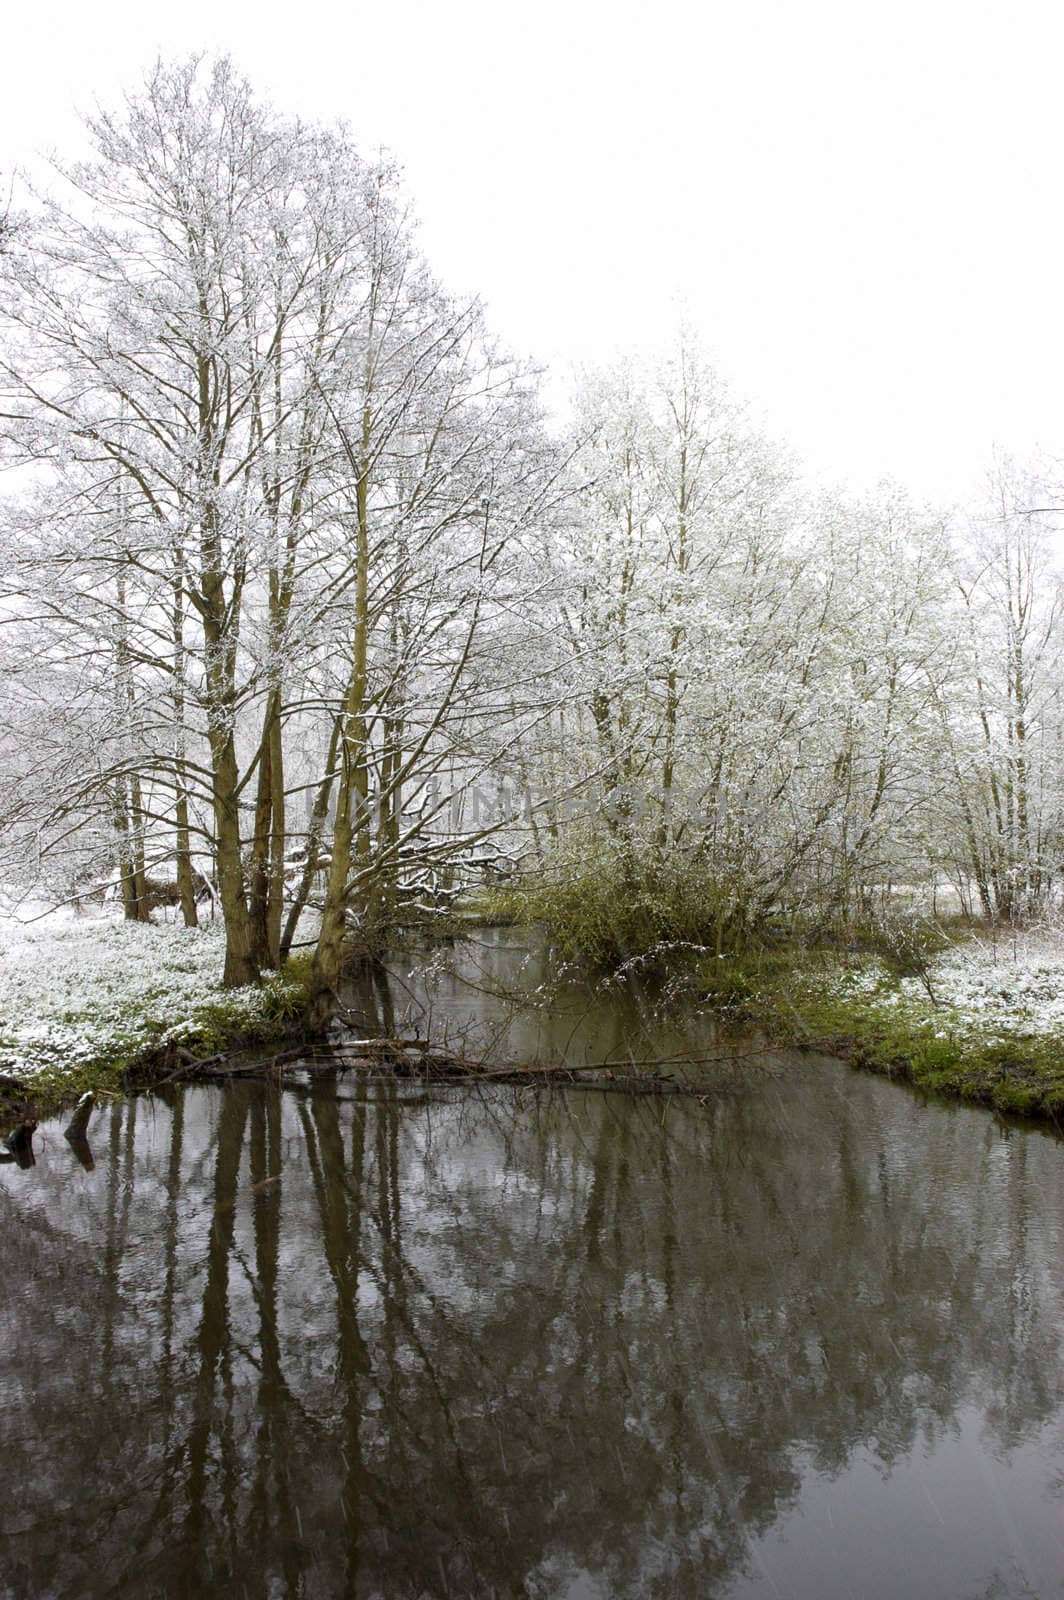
[698,946,1064,1127]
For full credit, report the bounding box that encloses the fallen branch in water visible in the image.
[148,1032,773,1097]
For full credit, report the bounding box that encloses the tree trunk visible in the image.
[311,403,373,1013]
[175,789,200,928]
[280,720,342,965]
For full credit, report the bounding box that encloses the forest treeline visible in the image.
[1,56,1061,988]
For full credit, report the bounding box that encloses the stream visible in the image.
[2,929,1064,1598]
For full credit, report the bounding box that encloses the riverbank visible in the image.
[707,930,1064,1125]
[0,908,714,1127]
[6,906,1064,1132]
[0,911,313,1120]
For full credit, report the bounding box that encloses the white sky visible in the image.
[6,0,1064,503]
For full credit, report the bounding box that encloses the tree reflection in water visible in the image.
[3,1044,1064,1596]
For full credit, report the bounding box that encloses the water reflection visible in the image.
[342,926,763,1075]
[3,1051,1064,1598]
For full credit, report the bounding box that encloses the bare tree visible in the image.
[0,56,569,985]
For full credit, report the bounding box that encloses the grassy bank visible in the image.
[0,913,314,1122]
[699,934,1064,1126]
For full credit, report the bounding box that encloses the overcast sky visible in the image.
[6,0,1063,503]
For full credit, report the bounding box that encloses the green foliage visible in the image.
[696,949,807,1011]
[492,851,752,968]
[849,911,951,995]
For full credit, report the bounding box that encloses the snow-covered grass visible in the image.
[790,929,1064,1121]
[827,931,1064,1040]
[0,908,309,1101]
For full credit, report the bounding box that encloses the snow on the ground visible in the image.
[833,930,1064,1038]
[0,908,301,1081]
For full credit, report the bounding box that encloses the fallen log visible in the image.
[149,1032,753,1098]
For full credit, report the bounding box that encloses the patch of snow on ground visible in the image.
[0,910,299,1081]
[838,931,1064,1038]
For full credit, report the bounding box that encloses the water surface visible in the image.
[2,934,1064,1598]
